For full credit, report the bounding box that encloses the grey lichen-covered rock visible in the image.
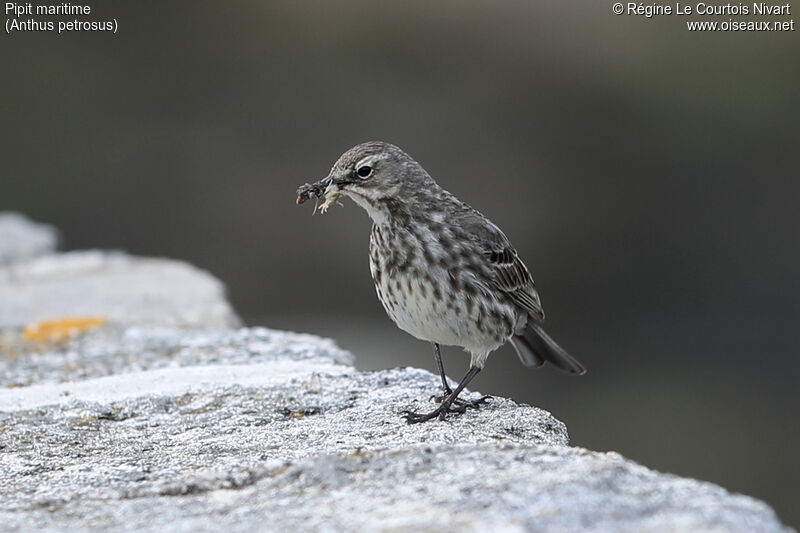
[0,328,791,532]
[0,250,240,330]
[17,445,778,533]
[0,326,354,388]
[0,212,58,264]
[0,327,574,532]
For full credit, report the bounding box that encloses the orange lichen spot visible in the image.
[23,316,109,343]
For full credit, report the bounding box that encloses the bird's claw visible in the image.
[454,395,492,410]
[404,395,491,424]
[403,408,444,424]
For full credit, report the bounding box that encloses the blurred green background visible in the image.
[2,0,798,526]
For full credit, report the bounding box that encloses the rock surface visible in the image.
[0,212,58,265]
[0,327,789,532]
[0,221,791,532]
[0,326,353,389]
[0,250,240,330]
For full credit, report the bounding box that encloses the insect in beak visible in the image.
[296,175,341,214]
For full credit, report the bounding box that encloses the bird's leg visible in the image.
[431,343,453,400]
[405,365,490,423]
[438,365,491,415]
[429,344,491,407]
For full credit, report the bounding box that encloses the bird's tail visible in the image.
[510,322,586,375]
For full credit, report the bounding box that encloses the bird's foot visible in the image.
[404,395,491,424]
[451,395,492,412]
[431,389,491,406]
[403,407,446,424]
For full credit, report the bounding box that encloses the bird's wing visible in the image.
[454,208,546,322]
[484,244,545,322]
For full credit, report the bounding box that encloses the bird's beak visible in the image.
[322,175,345,196]
[329,175,355,188]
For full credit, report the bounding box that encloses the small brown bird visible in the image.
[299,142,585,423]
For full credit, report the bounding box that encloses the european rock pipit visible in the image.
[298,141,585,423]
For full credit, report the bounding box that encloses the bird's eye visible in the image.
[357,165,373,178]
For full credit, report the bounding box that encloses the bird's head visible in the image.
[307,142,434,220]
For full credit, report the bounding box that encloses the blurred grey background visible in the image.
[2,0,798,526]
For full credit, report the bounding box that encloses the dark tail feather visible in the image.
[512,322,586,375]
[509,337,545,368]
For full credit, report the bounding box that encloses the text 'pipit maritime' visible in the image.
[297,142,585,423]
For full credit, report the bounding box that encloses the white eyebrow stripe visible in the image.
[355,154,387,168]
